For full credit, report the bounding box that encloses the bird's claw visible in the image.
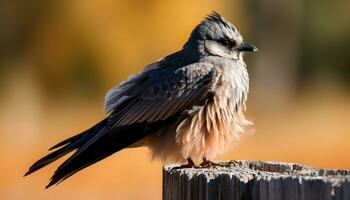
[199,158,225,168]
[171,158,199,170]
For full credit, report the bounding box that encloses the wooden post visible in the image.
[163,160,350,200]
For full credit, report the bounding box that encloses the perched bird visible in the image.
[25,11,257,188]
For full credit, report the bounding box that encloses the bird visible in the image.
[25,11,257,188]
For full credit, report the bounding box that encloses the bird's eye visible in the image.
[218,39,236,48]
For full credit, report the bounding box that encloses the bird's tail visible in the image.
[24,119,108,177]
[25,119,149,188]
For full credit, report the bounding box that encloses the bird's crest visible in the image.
[205,11,234,30]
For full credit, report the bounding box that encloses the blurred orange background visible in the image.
[1,0,350,199]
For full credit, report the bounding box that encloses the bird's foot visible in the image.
[173,158,198,169]
[200,158,223,168]
[180,158,197,168]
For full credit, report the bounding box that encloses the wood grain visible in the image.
[163,160,350,200]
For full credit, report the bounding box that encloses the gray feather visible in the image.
[107,62,219,128]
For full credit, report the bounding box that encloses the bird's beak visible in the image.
[237,43,258,52]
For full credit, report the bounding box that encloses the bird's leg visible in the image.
[181,158,196,168]
[185,158,195,167]
[187,158,195,166]
[200,157,211,167]
[200,157,221,168]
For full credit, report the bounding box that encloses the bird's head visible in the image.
[184,11,257,60]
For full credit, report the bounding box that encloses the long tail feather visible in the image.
[25,116,172,188]
[24,119,108,176]
[45,123,149,188]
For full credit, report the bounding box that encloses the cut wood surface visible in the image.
[163,160,350,200]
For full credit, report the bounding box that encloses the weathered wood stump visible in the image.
[163,160,350,200]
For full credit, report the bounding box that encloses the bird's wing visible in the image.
[104,61,161,113]
[28,62,221,188]
[107,62,221,128]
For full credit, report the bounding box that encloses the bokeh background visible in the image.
[1,0,349,199]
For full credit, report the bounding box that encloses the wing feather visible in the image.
[107,62,220,128]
